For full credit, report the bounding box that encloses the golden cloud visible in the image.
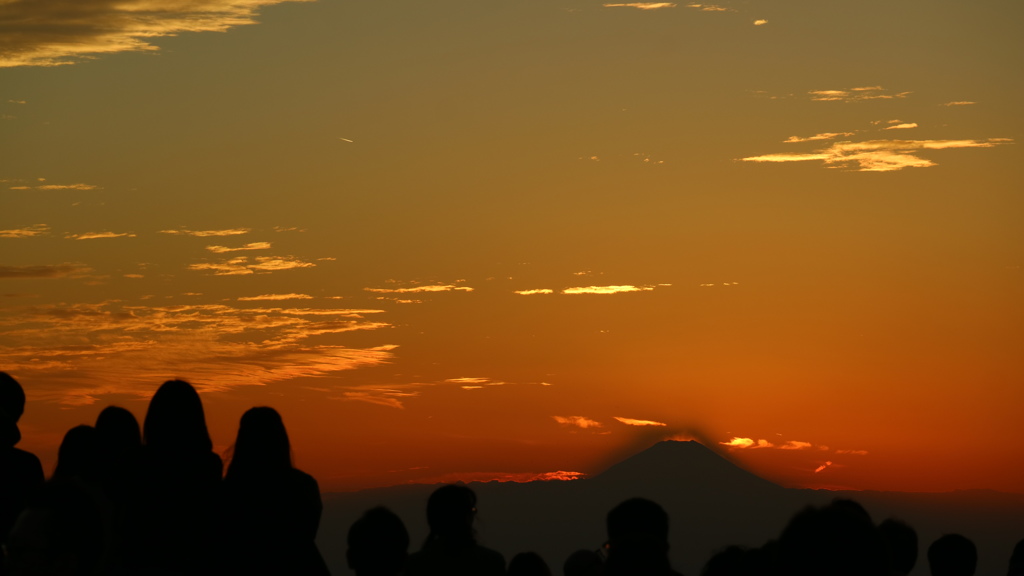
[514,289,554,295]
[188,255,315,275]
[0,0,314,68]
[614,417,667,427]
[603,2,677,9]
[365,284,474,294]
[885,123,918,130]
[784,132,856,143]
[160,228,250,237]
[753,19,767,25]
[0,224,49,238]
[554,416,602,429]
[206,242,272,253]
[0,300,393,405]
[808,87,911,102]
[686,4,732,11]
[742,138,1012,172]
[65,231,137,240]
[562,285,656,295]
[237,293,313,301]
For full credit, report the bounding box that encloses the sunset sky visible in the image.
[2,0,1021,494]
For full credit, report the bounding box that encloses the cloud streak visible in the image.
[365,284,474,294]
[0,0,314,68]
[0,224,49,238]
[614,417,667,427]
[161,228,250,237]
[206,242,271,253]
[0,300,392,405]
[188,255,316,275]
[554,416,602,429]
[562,285,656,295]
[603,2,677,9]
[66,231,136,240]
[742,138,1012,172]
[808,87,910,102]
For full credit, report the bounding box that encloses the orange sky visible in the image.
[2,0,1023,494]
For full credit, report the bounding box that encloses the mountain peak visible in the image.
[592,440,781,494]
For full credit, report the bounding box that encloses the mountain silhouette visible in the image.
[590,440,782,495]
[317,441,1024,576]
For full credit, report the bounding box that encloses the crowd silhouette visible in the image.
[1,371,1021,576]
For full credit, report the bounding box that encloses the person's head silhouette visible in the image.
[143,380,213,453]
[928,534,977,576]
[95,405,141,452]
[347,506,409,576]
[52,425,100,482]
[878,518,918,576]
[425,484,477,544]
[225,406,291,481]
[1,372,26,447]
[606,497,673,574]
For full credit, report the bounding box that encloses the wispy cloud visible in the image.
[334,384,420,409]
[365,284,474,294]
[0,0,314,68]
[784,132,856,143]
[562,285,656,295]
[514,289,554,295]
[0,264,91,279]
[8,182,99,191]
[0,300,392,405]
[836,449,869,455]
[206,242,271,253]
[808,87,911,102]
[742,138,1012,172]
[686,4,733,12]
[0,224,49,238]
[885,123,918,130]
[554,416,602,429]
[188,255,316,275]
[720,437,771,448]
[65,231,136,240]
[614,417,667,426]
[753,19,767,25]
[814,461,834,473]
[603,2,677,9]
[237,293,313,301]
[160,228,250,237]
[942,101,976,107]
[779,441,813,450]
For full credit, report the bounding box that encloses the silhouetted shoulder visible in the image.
[406,542,505,576]
[1,447,45,539]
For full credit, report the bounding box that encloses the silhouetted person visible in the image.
[219,406,329,576]
[563,549,604,576]
[928,534,977,576]
[129,380,223,575]
[509,552,552,576]
[347,506,410,576]
[406,484,505,576]
[0,372,45,575]
[93,406,143,571]
[776,498,886,576]
[604,498,682,576]
[878,518,918,576]
[51,425,101,484]
[700,545,771,576]
[1008,538,1024,576]
[5,480,109,576]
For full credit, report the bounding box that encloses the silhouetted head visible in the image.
[878,518,918,576]
[95,406,141,453]
[347,506,409,576]
[143,380,213,453]
[605,498,672,574]
[777,499,886,576]
[1,372,25,446]
[563,549,604,576]
[425,484,477,544]
[928,534,976,576]
[1008,538,1024,576]
[53,425,101,483]
[509,552,552,576]
[0,372,25,423]
[225,406,292,481]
